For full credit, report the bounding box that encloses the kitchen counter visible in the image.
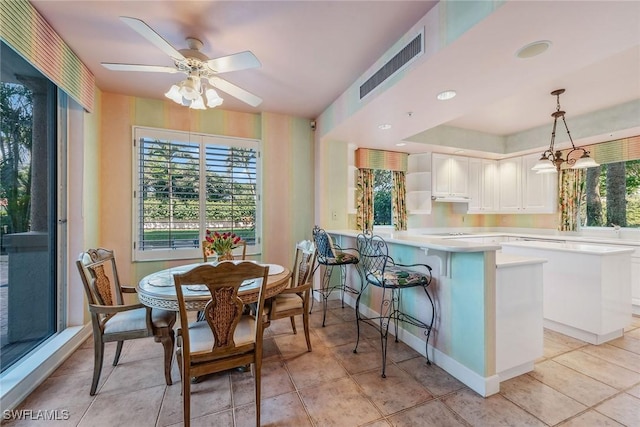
[326,230,545,397]
[501,240,633,344]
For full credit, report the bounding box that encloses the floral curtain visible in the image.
[558,168,585,231]
[356,168,374,231]
[392,171,407,231]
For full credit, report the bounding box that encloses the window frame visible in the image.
[132,126,262,261]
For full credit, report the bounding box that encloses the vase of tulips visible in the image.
[204,230,242,261]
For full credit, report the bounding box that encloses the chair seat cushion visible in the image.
[104,307,175,334]
[187,315,255,354]
[367,265,430,288]
[319,251,359,266]
[272,293,304,312]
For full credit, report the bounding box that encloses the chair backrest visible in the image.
[202,239,248,262]
[312,226,337,262]
[76,248,124,307]
[291,240,318,288]
[173,261,269,358]
[356,233,389,285]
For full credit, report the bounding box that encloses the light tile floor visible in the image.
[4,303,640,426]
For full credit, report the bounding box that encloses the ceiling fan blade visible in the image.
[120,16,185,61]
[101,63,180,73]
[209,77,262,107]
[207,51,261,74]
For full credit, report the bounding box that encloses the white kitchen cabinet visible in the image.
[468,158,498,213]
[495,252,545,381]
[432,153,469,198]
[498,153,556,213]
[501,240,633,344]
[406,153,432,214]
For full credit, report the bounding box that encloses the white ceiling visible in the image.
[29,1,640,156]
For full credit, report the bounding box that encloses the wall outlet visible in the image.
[332,210,338,220]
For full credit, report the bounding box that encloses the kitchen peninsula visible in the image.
[501,240,633,344]
[325,230,545,397]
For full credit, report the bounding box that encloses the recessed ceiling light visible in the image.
[395,142,407,147]
[378,124,392,130]
[436,90,457,101]
[515,40,552,59]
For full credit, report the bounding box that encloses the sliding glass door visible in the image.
[0,42,64,373]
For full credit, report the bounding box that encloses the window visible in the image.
[373,169,392,226]
[133,127,261,261]
[1,42,64,373]
[580,159,640,228]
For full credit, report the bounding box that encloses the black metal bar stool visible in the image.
[353,231,435,378]
[311,226,360,326]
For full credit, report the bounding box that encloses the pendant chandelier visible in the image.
[531,89,599,174]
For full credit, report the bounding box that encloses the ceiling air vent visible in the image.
[359,30,424,100]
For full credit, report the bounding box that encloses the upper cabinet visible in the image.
[432,154,469,198]
[406,153,432,214]
[498,153,557,213]
[468,158,498,214]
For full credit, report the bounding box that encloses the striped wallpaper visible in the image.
[1,0,95,111]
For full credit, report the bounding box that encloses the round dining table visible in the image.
[136,261,291,311]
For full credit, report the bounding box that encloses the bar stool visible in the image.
[311,226,360,326]
[353,231,435,378]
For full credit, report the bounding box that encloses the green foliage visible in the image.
[0,83,33,234]
[373,169,392,225]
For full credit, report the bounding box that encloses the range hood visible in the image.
[431,196,470,203]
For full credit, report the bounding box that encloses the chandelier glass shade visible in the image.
[531,89,599,174]
[164,75,224,109]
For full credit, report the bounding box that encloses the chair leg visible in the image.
[289,316,297,334]
[302,311,312,352]
[182,365,191,427]
[113,340,124,366]
[158,328,174,385]
[254,361,261,427]
[91,338,104,396]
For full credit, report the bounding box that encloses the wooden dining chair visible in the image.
[264,240,317,351]
[76,248,176,395]
[173,261,269,427]
[202,239,247,261]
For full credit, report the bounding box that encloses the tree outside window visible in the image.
[373,169,392,226]
[581,159,640,228]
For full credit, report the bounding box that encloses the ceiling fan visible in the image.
[102,17,262,108]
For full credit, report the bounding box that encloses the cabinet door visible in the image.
[432,154,451,196]
[499,157,522,211]
[467,158,482,212]
[481,160,498,211]
[449,156,469,196]
[522,153,557,212]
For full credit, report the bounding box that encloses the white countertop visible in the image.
[327,229,501,253]
[501,240,635,255]
[496,252,547,268]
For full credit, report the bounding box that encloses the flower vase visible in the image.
[218,251,234,261]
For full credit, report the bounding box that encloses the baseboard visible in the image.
[0,324,92,411]
[543,319,624,345]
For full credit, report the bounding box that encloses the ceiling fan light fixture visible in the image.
[205,88,224,107]
[164,84,183,104]
[190,95,206,110]
[180,76,201,101]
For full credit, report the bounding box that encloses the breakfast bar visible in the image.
[326,230,545,396]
